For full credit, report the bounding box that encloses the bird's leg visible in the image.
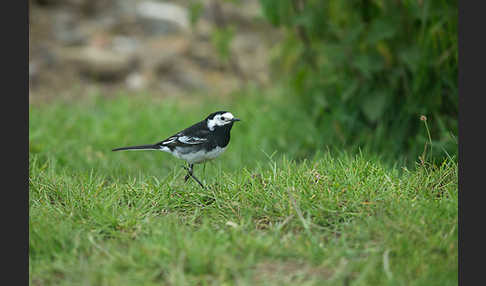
[189,173,206,189]
[184,164,192,182]
[183,164,206,189]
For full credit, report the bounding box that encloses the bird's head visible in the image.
[206,111,241,131]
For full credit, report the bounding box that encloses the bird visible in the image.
[112,111,241,188]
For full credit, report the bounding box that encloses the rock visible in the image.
[231,33,270,83]
[192,18,214,41]
[125,72,147,90]
[111,36,139,54]
[58,46,138,81]
[136,1,189,35]
[65,0,115,16]
[156,58,208,92]
[29,61,40,87]
[187,40,225,71]
[154,56,241,96]
[29,0,274,97]
[53,11,86,46]
[140,35,190,70]
[29,45,59,89]
[204,0,264,29]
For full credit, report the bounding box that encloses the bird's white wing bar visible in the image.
[161,137,178,145]
[178,136,207,144]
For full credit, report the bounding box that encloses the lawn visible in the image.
[29,90,458,285]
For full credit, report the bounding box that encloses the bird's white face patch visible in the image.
[207,112,235,131]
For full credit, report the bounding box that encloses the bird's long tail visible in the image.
[112,144,159,151]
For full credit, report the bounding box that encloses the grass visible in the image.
[29,90,458,285]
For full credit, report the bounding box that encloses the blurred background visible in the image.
[29,0,275,100]
[29,0,458,167]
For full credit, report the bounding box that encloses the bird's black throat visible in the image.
[212,122,234,148]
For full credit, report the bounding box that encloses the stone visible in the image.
[187,40,225,71]
[231,33,270,83]
[125,72,147,90]
[111,36,140,54]
[53,11,86,46]
[58,46,138,81]
[29,61,40,87]
[155,58,208,92]
[140,35,190,70]
[136,1,189,35]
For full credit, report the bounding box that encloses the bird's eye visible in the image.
[221,116,226,120]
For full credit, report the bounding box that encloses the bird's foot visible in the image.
[182,165,205,189]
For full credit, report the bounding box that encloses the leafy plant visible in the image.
[259,0,458,163]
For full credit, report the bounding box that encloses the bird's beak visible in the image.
[231,118,241,122]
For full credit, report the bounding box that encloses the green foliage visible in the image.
[211,26,236,63]
[188,0,204,27]
[259,0,457,163]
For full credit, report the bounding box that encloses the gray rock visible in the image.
[53,11,86,46]
[125,72,147,90]
[29,61,39,87]
[156,58,208,92]
[58,46,138,81]
[136,1,189,35]
[111,36,140,54]
[65,0,115,16]
[140,35,190,70]
[204,0,263,28]
[187,40,225,71]
[231,33,270,83]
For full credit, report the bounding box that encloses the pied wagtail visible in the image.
[112,111,241,188]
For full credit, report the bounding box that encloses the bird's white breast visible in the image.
[164,146,227,164]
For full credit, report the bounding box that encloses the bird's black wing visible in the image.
[155,120,211,148]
